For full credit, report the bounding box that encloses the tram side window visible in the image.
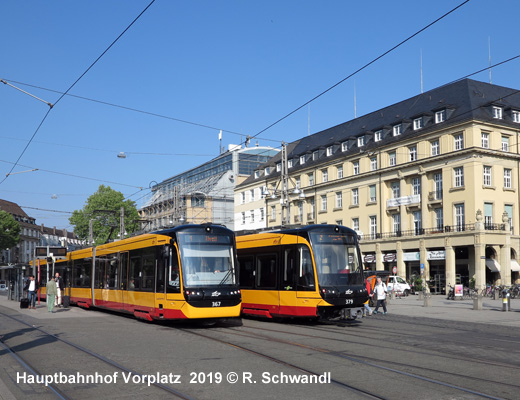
[74,262,91,288]
[238,255,255,289]
[256,254,277,289]
[95,258,105,288]
[129,256,141,290]
[166,246,180,293]
[282,247,297,290]
[141,250,155,291]
[297,245,315,291]
[106,256,118,289]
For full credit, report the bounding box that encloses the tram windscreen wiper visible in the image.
[218,269,233,286]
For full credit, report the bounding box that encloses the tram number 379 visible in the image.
[212,301,221,307]
[345,299,353,305]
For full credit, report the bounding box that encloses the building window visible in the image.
[357,137,365,147]
[481,132,490,149]
[513,110,520,123]
[300,155,306,165]
[393,124,402,136]
[484,203,493,227]
[241,212,246,224]
[342,142,348,152]
[435,208,443,229]
[321,195,327,211]
[250,210,255,223]
[336,192,343,209]
[370,216,377,239]
[504,168,512,188]
[352,188,359,205]
[483,166,492,186]
[241,192,246,204]
[271,206,276,220]
[276,163,281,172]
[352,218,359,231]
[250,189,255,202]
[391,182,400,198]
[392,214,400,234]
[308,172,314,186]
[493,106,503,119]
[295,177,301,189]
[288,159,293,168]
[326,146,333,156]
[502,136,510,152]
[260,208,265,221]
[409,146,417,161]
[254,171,259,179]
[454,133,464,150]
[455,203,465,231]
[353,161,360,175]
[337,165,343,179]
[434,173,443,199]
[374,130,382,142]
[413,211,422,235]
[431,140,439,156]
[313,151,319,161]
[265,167,271,176]
[322,169,328,183]
[412,177,421,196]
[454,167,464,187]
[389,151,396,166]
[369,185,376,202]
[435,110,446,123]
[370,157,377,171]
[413,118,423,130]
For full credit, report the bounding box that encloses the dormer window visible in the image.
[435,110,446,123]
[288,159,293,168]
[341,142,348,151]
[265,167,271,176]
[254,171,259,179]
[493,106,503,119]
[374,130,382,142]
[313,151,319,161]
[393,124,402,136]
[512,110,520,123]
[413,118,423,130]
[276,163,281,172]
[326,146,333,156]
[357,137,365,147]
[300,155,306,165]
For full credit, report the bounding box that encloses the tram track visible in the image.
[181,322,512,400]
[0,310,194,400]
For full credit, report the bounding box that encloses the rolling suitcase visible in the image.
[20,298,29,309]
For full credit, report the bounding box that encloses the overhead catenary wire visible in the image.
[0,0,156,186]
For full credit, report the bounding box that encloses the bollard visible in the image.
[418,292,424,301]
[502,296,508,312]
[423,293,432,307]
[473,295,483,310]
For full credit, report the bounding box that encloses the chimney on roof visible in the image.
[53,226,56,235]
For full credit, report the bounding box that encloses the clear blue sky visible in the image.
[1,0,519,231]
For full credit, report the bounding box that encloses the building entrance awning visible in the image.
[485,259,501,272]
[511,260,520,272]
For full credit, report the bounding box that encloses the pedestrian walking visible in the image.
[373,276,388,314]
[46,277,57,313]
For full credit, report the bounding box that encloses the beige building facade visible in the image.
[235,79,520,293]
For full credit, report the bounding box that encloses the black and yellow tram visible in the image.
[36,224,241,321]
[236,225,367,320]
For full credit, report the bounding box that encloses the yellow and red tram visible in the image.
[35,224,241,321]
[236,225,368,320]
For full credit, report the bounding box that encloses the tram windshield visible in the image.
[178,232,236,287]
[309,232,362,286]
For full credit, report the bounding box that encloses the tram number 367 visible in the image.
[212,301,221,307]
[345,299,353,305]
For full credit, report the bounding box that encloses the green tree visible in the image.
[0,210,21,251]
[69,185,140,246]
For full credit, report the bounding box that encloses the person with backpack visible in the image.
[373,276,388,315]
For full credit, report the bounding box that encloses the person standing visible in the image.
[363,278,373,316]
[46,277,57,313]
[25,275,39,309]
[54,272,63,308]
[373,276,388,315]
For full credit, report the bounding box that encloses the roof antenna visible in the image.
[488,36,492,84]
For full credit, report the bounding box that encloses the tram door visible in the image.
[279,246,297,315]
[166,244,181,301]
[296,245,319,305]
[120,251,130,311]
